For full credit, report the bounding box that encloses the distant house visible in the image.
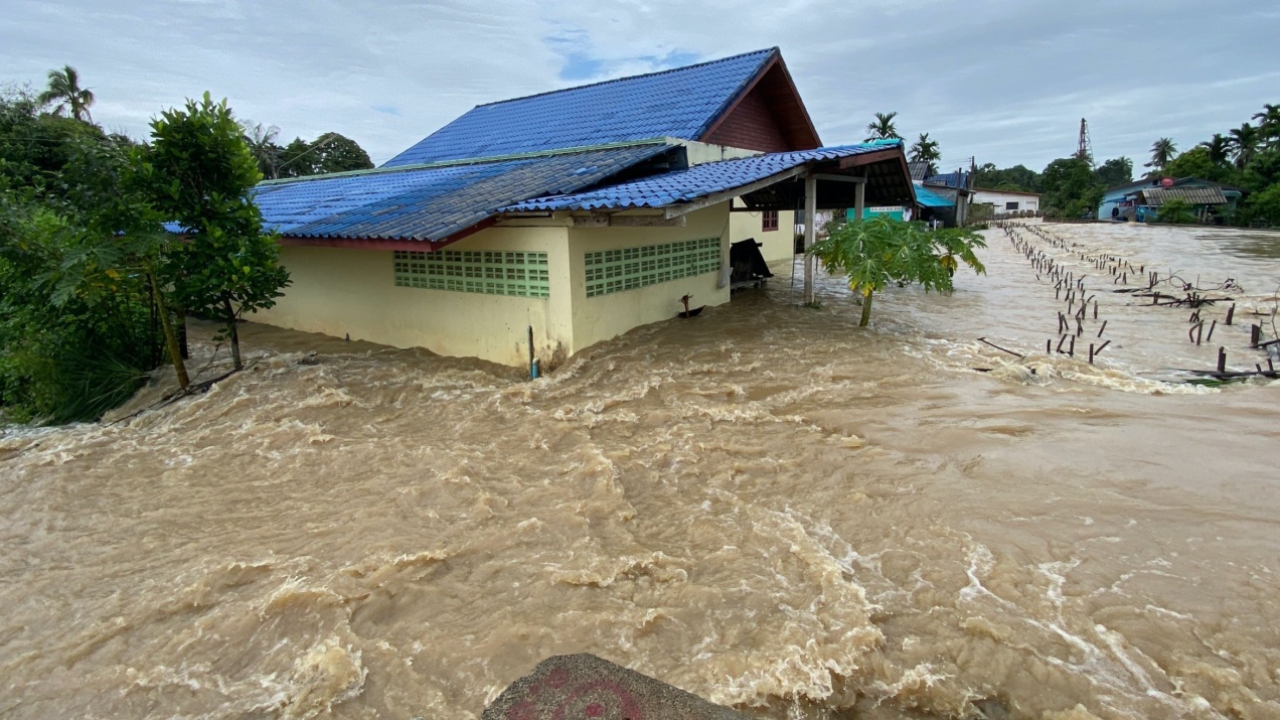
[1098,177,1242,222]
[973,188,1041,216]
[861,162,973,226]
[247,49,916,368]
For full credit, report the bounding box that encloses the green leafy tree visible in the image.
[1164,146,1232,184]
[1228,123,1260,169]
[1041,157,1101,217]
[1252,104,1280,146]
[909,133,941,165]
[1092,156,1133,188]
[974,163,1040,192]
[1199,134,1232,166]
[0,104,169,421]
[1146,137,1177,173]
[37,65,95,122]
[1243,183,1280,226]
[242,121,283,180]
[1153,198,1197,224]
[137,93,290,371]
[276,132,374,178]
[310,132,374,174]
[865,111,902,142]
[809,216,985,327]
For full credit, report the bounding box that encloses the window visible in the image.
[393,250,550,298]
[1005,201,1020,211]
[584,238,721,297]
[762,210,779,232]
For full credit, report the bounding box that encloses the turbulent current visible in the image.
[2,222,1280,720]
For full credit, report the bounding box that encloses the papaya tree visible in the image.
[137,92,290,370]
[809,215,986,327]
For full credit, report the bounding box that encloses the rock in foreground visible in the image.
[482,654,747,720]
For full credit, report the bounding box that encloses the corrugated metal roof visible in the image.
[907,160,932,182]
[924,171,971,190]
[254,144,672,242]
[1139,186,1228,207]
[383,49,776,167]
[913,183,955,208]
[502,143,901,212]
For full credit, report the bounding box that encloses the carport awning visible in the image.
[502,141,916,215]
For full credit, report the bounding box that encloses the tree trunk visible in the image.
[223,298,242,370]
[176,306,189,360]
[859,291,874,327]
[148,266,190,391]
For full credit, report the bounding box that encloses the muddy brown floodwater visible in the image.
[2,222,1279,720]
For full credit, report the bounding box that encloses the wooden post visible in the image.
[1217,347,1227,374]
[1251,324,1261,348]
[854,179,865,222]
[803,173,817,305]
[1226,304,1236,326]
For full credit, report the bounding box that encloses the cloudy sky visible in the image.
[4,1,1278,172]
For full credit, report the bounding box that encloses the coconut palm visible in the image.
[1145,137,1177,171]
[242,121,282,179]
[909,132,941,165]
[37,65,95,122]
[1252,103,1280,145]
[1228,123,1260,169]
[1198,134,1232,166]
[865,111,902,142]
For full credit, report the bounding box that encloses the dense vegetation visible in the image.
[0,67,352,423]
[974,103,1280,225]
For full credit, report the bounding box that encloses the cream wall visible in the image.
[565,205,731,354]
[254,225,571,368]
[255,206,735,368]
[729,205,796,263]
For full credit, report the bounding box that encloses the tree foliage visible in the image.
[37,65,95,122]
[909,133,941,166]
[1041,157,1103,217]
[1153,198,1197,224]
[865,112,902,142]
[1146,137,1177,173]
[137,93,290,370]
[1092,157,1133,188]
[809,216,986,327]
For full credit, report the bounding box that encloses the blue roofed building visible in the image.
[249,48,916,367]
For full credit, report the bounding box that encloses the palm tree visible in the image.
[1228,123,1260,169]
[865,112,902,142]
[37,65,95,122]
[242,122,282,179]
[1198,134,1232,166]
[1145,137,1177,171]
[1252,103,1280,146]
[909,132,941,166]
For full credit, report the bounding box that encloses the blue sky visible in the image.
[3,0,1278,172]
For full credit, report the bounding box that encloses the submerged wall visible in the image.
[255,206,734,368]
[254,225,571,368]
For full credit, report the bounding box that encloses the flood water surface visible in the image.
[2,222,1279,720]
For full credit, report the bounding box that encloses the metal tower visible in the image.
[1076,118,1094,167]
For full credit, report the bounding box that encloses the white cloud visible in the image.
[2,0,1277,170]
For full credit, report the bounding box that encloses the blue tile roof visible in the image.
[924,171,971,190]
[382,49,777,167]
[503,143,902,212]
[253,144,671,242]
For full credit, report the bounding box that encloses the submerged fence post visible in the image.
[528,325,536,380]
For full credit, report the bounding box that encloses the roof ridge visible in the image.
[259,139,672,187]
[473,47,777,109]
